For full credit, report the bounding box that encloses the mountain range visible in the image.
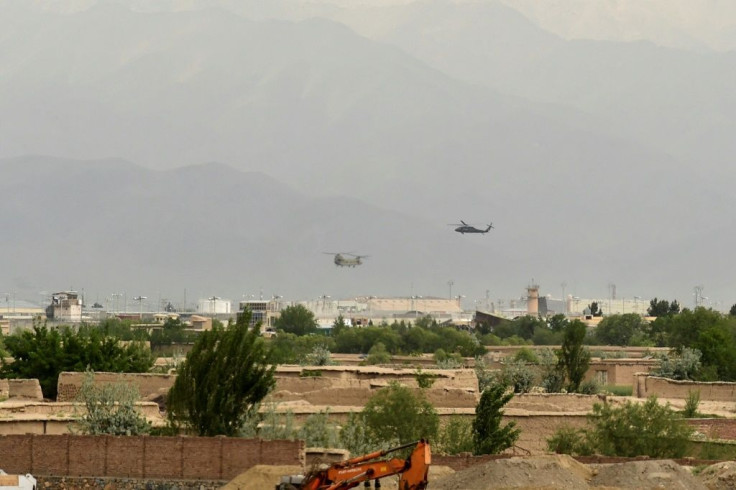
[1,1,734,308]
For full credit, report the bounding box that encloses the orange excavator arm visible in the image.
[298,440,431,490]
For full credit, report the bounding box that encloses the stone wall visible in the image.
[635,374,736,401]
[0,435,304,481]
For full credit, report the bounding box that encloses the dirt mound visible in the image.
[696,461,736,489]
[221,464,303,490]
[590,460,706,489]
[432,455,592,490]
[429,465,456,480]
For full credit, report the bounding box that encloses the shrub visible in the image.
[546,426,592,456]
[75,371,151,436]
[578,378,600,395]
[414,369,437,389]
[366,342,391,365]
[683,390,701,418]
[589,397,694,458]
[361,382,439,446]
[653,347,702,380]
[547,397,694,458]
[501,359,535,394]
[537,348,564,393]
[301,345,334,366]
[437,415,474,455]
[513,347,539,363]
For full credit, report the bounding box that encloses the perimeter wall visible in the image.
[635,374,736,401]
[0,435,304,481]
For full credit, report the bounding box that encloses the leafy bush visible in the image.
[414,369,437,389]
[513,347,539,364]
[590,397,694,457]
[653,347,702,380]
[537,348,564,393]
[578,378,600,395]
[547,426,593,456]
[75,371,151,436]
[437,415,474,455]
[547,397,694,458]
[366,342,391,365]
[474,356,497,392]
[361,382,439,447]
[299,410,341,448]
[683,390,701,418]
[301,345,334,366]
[500,359,535,394]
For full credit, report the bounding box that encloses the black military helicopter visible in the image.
[450,220,493,234]
[323,252,369,267]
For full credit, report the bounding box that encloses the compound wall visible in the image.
[0,435,304,481]
[0,379,43,400]
[57,372,176,402]
[635,374,736,401]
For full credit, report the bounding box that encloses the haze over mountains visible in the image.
[1,1,734,309]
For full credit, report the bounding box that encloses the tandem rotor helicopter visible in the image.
[323,252,370,267]
[450,220,494,234]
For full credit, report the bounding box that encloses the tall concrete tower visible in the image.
[527,284,540,316]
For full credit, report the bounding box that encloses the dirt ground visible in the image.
[222,456,736,490]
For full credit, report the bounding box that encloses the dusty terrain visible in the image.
[224,456,736,489]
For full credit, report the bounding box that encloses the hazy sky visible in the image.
[2,0,735,310]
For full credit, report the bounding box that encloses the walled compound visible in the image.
[0,360,733,456]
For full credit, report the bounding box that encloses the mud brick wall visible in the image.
[0,435,304,481]
[56,372,176,402]
[635,374,736,401]
[0,379,43,400]
[687,419,736,440]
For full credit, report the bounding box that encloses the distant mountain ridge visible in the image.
[2,3,736,304]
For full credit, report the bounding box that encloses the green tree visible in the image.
[472,384,520,455]
[587,302,602,317]
[75,370,151,436]
[647,298,680,317]
[512,316,546,340]
[332,315,348,336]
[589,397,693,457]
[594,313,646,346]
[361,382,439,447]
[0,323,153,399]
[730,303,736,317]
[658,307,736,380]
[547,314,569,332]
[167,311,275,436]
[273,304,318,336]
[558,320,591,392]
